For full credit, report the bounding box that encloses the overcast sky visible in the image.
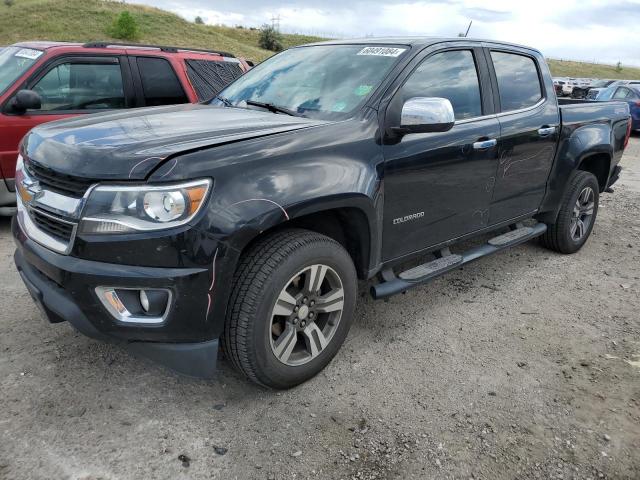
[132,0,640,67]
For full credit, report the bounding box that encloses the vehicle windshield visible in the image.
[212,44,408,120]
[0,46,43,95]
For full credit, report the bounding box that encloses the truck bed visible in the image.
[558,98,630,128]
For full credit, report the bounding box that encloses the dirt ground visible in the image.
[1,136,639,480]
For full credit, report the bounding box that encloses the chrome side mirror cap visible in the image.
[400,97,455,134]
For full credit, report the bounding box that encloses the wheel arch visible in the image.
[576,152,611,192]
[233,201,376,280]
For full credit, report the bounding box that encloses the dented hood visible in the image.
[23,103,328,180]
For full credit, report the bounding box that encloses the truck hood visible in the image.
[23,104,328,180]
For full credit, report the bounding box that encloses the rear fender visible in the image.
[537,122,612,223]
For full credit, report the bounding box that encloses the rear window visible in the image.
[185,59,245,101]
[136,57,188,106]
[491,51,543,111]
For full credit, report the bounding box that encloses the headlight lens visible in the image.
[79,179,211,234]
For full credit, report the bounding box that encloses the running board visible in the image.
[371,223,547,300]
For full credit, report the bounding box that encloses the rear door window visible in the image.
[136,57,188,106]
[185,59,245,101]
[32,61,125,111]
[612,87,631,99]
[491,51,543,111]
[399,49,483,120]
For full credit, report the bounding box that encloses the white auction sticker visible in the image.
[357,46,406,57]
[14,48,43,60]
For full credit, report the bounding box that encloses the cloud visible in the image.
[130,0,640,67]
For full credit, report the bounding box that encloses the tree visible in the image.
[109,11,139,41]
[195,16,204,25]
[258,24,283,52]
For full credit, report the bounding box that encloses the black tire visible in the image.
[223,229,357,389]
[540,170,600,254]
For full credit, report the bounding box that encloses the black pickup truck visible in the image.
[13,38,632,388]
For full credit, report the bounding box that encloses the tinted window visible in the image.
[491,51,542,111]
[33,62,125,111]
[400,50,482,120]
[186,59,244,101]
[137,57,188,106]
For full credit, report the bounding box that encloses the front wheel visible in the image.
[223,229,357,389]
[540,170,600,254]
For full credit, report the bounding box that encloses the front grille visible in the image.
[25,159,95,198]
[30,209,75,242]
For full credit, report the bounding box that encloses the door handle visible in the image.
[538,126,556,137]
[472,138,497,150]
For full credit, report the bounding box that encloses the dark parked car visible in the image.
[596,84,640,131]
[573,79,615,99]
[13,38,632,388]
[0,41,251,215]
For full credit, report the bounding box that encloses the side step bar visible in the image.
[371,223,547,300]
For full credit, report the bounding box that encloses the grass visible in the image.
[0,0,323,62]
[547,59,640,80]
[1,0,638,79]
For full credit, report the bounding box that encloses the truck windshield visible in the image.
[0,46,43,95]
[212,44,408,120]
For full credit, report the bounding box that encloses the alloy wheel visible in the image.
[570,186,595,241]
[269,264,345,366]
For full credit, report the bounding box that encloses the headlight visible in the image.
[79,179,212,234]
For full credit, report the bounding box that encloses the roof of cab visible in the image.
[300,36,540,54]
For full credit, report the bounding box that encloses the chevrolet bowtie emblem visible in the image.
[18,178,43,205]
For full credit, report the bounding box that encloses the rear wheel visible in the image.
[223,229,357,389]
[540,170,599,254]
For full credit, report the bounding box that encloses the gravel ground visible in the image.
[1,136,639,480]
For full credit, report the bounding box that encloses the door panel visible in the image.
[491,102,559,222]
[382,118,500,260]
[487,49,560,224]
[381,47,500,261]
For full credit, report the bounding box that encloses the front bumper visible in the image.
[13,217,221,378]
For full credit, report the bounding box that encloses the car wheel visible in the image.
[540,170,599,254]
[223,229,357,389]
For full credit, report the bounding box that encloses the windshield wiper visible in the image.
[245,99,300,117]
[214,95,234,107]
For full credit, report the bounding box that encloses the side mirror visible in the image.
[399,97,455,134]
[7,90,42,114]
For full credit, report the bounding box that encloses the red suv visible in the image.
[0,41,251,214]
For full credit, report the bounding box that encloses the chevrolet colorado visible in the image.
[13,38,632,389]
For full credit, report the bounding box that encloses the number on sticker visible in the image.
[357,47,406,57]
[14,48,43,60]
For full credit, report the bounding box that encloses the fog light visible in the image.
[140,290,150,312]
[95,287,172,324]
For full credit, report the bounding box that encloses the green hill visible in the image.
[0,0,323,62]
[1,0,639,79]
[547,59,640,81]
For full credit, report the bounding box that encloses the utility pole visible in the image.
[270,14,281,31]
